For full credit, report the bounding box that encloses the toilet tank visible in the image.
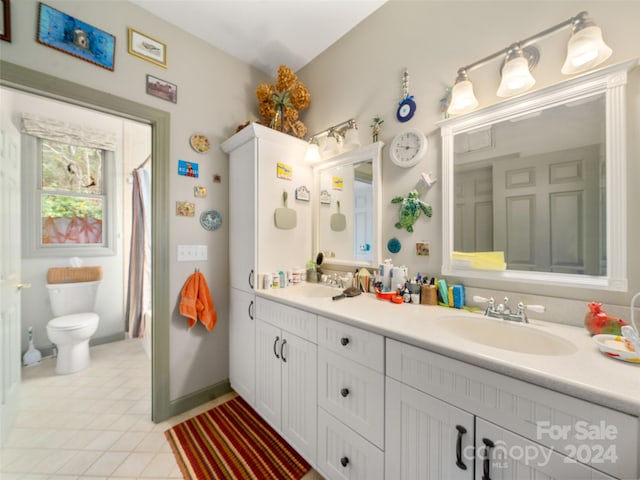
[46,281,101,316]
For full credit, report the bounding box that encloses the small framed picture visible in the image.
[0,0,11,42]
[146,74,177,103]
[128,27,167,67]
[36,3,115,71]
[194,186,207,198]
[176,201,195,217]
[178,160,198,178]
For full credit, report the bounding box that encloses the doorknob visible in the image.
[16,282,32,290]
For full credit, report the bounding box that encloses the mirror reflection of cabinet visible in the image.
[439,60,635,291]
[313,142,383,268]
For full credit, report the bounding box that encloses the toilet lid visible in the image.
[49,313,99,330]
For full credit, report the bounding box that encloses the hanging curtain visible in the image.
[125,163,151,338]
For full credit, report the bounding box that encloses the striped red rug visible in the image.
[165,395,311,480]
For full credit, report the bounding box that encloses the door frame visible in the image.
[0,60,172,422]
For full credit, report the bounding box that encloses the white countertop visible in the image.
[257,285,640,417]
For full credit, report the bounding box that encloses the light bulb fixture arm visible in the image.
[456,11,590,75]
[307,118,357,143]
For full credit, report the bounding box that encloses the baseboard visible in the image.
[91,332,126,346]
[166,378,232,420]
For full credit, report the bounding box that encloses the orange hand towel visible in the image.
[179,272,217,331]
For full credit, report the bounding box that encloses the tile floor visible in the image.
[1,339,324,480]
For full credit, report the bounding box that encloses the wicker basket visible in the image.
[47,266,103,284]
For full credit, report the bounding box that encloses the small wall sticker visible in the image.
[332,177,343,190]
[277,162,293,180]
[194,186,207,198]
[178,160,198,178]
[319,190,331,205]
[176,201,195,217]
[295,185,310,201]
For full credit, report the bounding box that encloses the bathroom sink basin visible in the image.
[284,284,343,298]
[435,315,577,356]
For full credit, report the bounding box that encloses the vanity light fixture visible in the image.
[447,11,612,116]
[304,118,360,162]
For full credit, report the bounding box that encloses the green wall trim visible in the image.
[168,380,232,418]
[0,60,172,423]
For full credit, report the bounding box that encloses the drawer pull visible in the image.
[455,425,467,470]
[340,456,349,467]
[249,269,254,289]
[340,336,350,346]
[481,437,495,480]
[248,300,254,320]
[273,336,280,359]
[280,339,287,363]
[340,387,350,398]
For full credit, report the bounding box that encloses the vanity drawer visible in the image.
[255,297,317,342]
[317,316,384,372]
[317,407,383,480]
[318,348,384,449]
[386,338,639,480]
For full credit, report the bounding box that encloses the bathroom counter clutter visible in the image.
[257,286,640,416]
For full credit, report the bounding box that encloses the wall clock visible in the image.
[389,128,428,168]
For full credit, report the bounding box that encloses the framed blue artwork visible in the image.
[178,160,198,178]
[36,3,115,71]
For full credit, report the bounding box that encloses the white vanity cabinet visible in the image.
[386,339,636,480]
[254,297,317,464]
[316,316,385,479]
[222,124,312,410]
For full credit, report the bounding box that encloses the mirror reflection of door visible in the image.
[353,177,373,261]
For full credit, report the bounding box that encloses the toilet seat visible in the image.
[49,313,99,331]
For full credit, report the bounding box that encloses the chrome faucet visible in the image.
[473,296,545,323]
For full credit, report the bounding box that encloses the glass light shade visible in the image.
[343,127,361,151]
[304,143,321,163]
[448,79,479,116]
[562,25,612,75]
[322,134,340,157]
[497,56,536,97]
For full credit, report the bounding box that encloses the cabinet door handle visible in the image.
[248,300,254,320]
[340,336,350,346]
[340,456,349,467]
[280,339,287,362]
[273,336,280,359]
[340,387,350,398]
[455,425,467,470]
[482,438,495,480]
[249,269,254,290]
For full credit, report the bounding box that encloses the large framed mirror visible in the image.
[438,61,634,291]
[313,142,383,269]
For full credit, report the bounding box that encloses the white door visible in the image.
[385,378,474,480]
[254,319,282,429]
[281,332,317,463]
[0,101,23,446]
[228,288,255,405]
[475,419,615,479]
[229,139,256,293]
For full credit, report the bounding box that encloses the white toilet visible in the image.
[46,280,101,374]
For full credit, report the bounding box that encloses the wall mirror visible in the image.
[438,61,634,291]
[313,142,383,269]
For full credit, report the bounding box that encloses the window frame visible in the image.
[22,135,116,257]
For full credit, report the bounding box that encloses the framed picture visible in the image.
[146,74,177,103]
[36,3,115,71]
[128,28,166,67]
[0,0,11,42]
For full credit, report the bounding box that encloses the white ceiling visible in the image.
[130,0,387,75]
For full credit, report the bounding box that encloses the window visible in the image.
[41,139,105,245]
[23,136,116,257]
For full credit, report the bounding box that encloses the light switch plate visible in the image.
[177,245,208,261]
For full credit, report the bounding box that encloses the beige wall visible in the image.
[1,0,268,401]
[299,1,640,318]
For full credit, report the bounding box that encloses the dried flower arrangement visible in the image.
[256,65,310,138]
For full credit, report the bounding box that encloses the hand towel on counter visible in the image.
[179,271,217,331]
